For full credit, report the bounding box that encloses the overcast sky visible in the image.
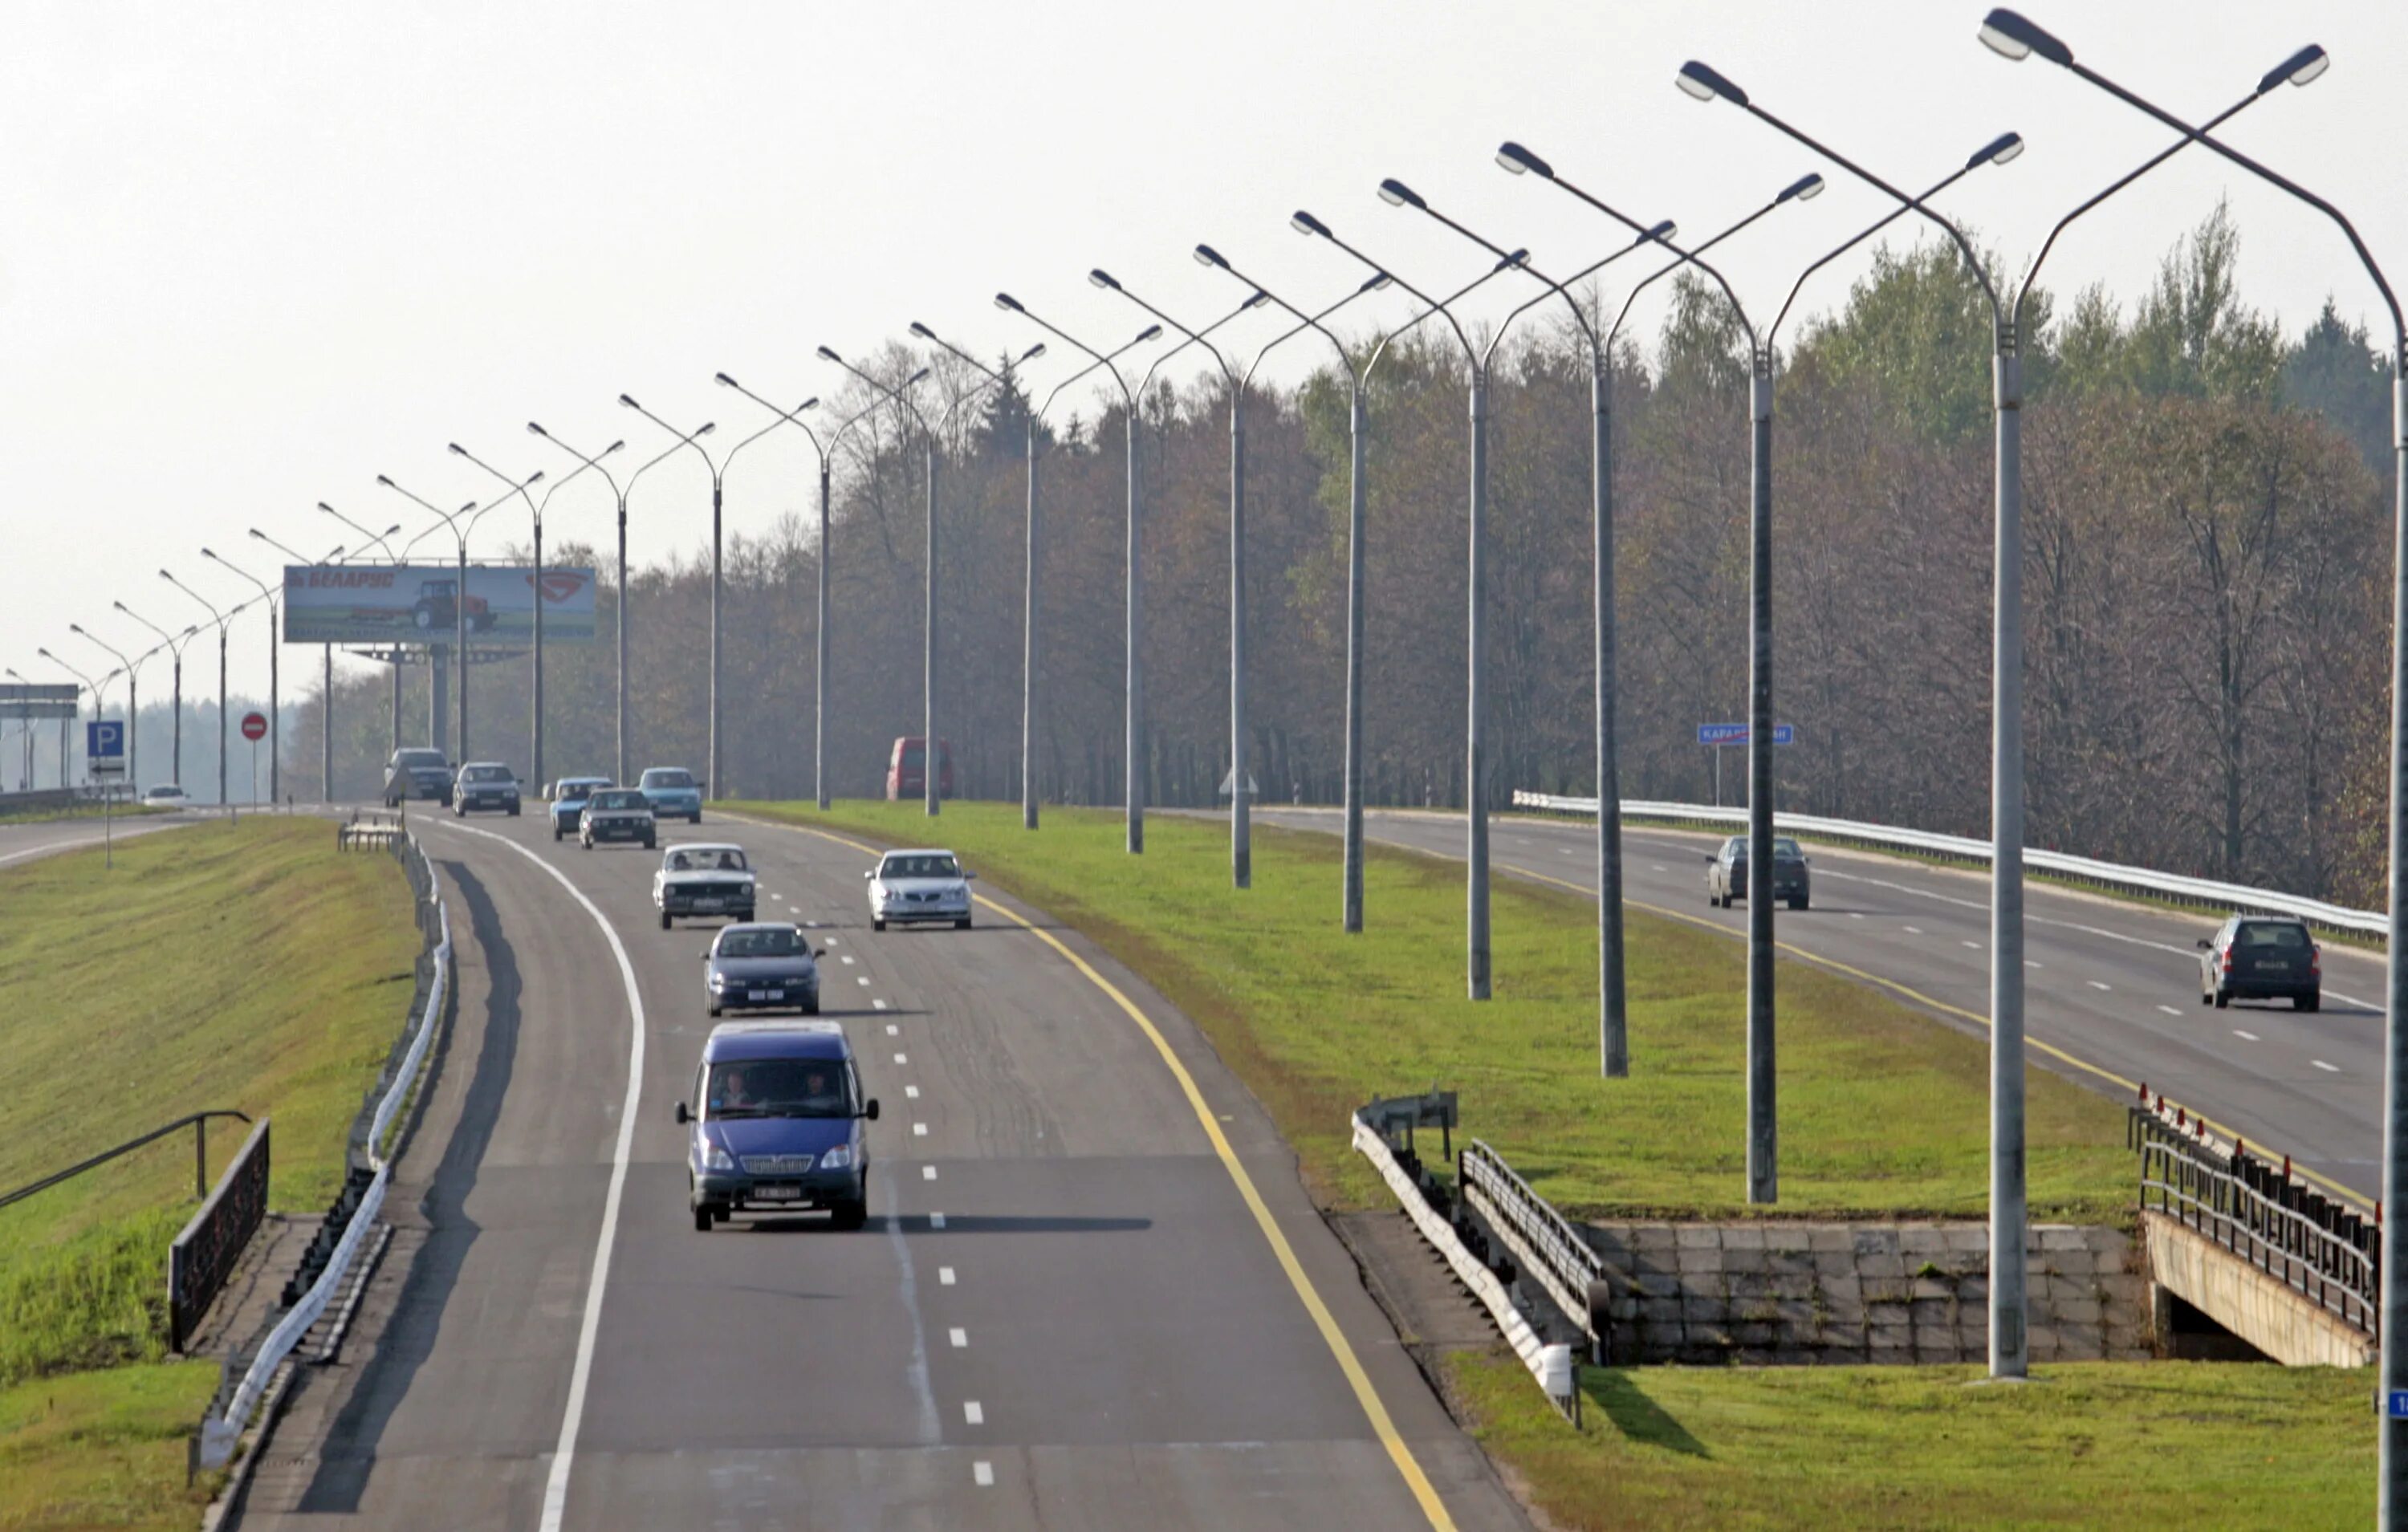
[5,0,2401,708]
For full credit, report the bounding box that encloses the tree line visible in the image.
[293,204,2396,904]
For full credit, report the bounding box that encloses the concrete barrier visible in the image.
[2142,1212,2375,1367]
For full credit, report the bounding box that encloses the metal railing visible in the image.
[0,1109,254,1213]
[1458,1140,1608,1347]
[199,828,449,1469]
[1511,790,2386,939]
[2132,1099,2377,1337]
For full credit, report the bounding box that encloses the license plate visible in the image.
[754,1185,802,1201]
[694,898,724,911]
[2260,961,2289,973]
[747,990,775,1002]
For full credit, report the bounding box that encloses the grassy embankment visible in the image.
[736,801,2367,1528]
[740,799,2129,1221]
[0,819,418,1531]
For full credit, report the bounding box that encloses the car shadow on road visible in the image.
[287,858,520,1517]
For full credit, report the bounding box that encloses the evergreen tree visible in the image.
[2282,298,2391,476]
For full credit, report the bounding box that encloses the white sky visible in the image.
[6,0,2402,705]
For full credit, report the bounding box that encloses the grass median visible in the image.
[0,818,418,1526]
[1447,1350,2368,1530]
[734,801,2130,1222]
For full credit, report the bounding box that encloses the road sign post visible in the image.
[86,719,125,868]
[242,713,267,812]
[1698,724,1795,809]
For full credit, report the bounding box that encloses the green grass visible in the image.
[1446,1349,2370,1530]
[0,818,418,1389]
[0,1363,222,1532]
[733,802,2129,1222]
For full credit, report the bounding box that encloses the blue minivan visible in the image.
[675,1022,877,1232]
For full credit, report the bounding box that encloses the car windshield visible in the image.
[590,790,646,811]
[707,1059,856,1119]
[2236,922,2309,950]
[669,848,748,872]
[901,746,925,768]
[882,854,960,880]
[644,770,695,789]
[559,780,602,801]
[396,750,445,768]
[461,766,511,782]
[719,928,807,958]
[1774,838,1804,859]
[147,786,181,798]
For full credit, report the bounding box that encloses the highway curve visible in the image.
[1251,807,2385,1205]
[226,806,1527,1531]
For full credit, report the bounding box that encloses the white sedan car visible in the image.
[866,849,975,931]
[140,784,190,808]
[653,843,757,930]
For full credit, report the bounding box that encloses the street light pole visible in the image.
[1980,0,2391,1455]
[385,472,539,766]
[452,440,620,790]
[67,626,141,790]
[252,530,348,802]
[160,572,230,807]
[319,504,405,756]
[39,649,113,788]
[201,548,281,803]
[1291,208,1531,999]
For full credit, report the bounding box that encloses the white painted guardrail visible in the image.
[1514,790,2386,938]
[199,851,449,1469]
[1350,1112,1576,1420]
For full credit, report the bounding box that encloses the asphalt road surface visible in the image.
[1251,806,2385,1205]
[224,806,1527,1532]
[0,807,201,867]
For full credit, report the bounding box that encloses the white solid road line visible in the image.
[2315,1059,2341,1073]
[429,819,646,1532]
[2235,1029,2261,1041]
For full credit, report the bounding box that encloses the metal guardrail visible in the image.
[199,829,449,1469]
[170,1119,271,1352]
[2131,1098,2377,1337]
[1511,790,2386,938]
[1458,1140,1609,1348]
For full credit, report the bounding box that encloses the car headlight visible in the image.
[707,972,727,990]
[818,1144,855,1171]
[699,1142,734,1171]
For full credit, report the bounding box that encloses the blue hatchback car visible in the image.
[675,1022,877,1232]
[640,766,703,823]
[550,776,612,841]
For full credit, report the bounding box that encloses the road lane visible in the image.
[237,806,1524,1531]
[1252,807,2384,1203]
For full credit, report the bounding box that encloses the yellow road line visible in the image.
[759,815,1458,1532]
[1498,858,2374,1212]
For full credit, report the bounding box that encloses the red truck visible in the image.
[885,737,954,800]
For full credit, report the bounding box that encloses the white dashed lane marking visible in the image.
[939,1266,956,1286]
[894,1052,909,1065]
[841,955,856,965]
[1961,940,1979,949]
[1902,925,1923,936]
[2234,1029,2260,1041]
[974,1462,995,1488]
[905,1085,921,1099]
[886,1022,900,1034]
[921,1165,938,1180]
[873,999,889,1010]
[2314,1060,2341,1073]
[964,1400,984,1424]
[949,1327,968,1348]
[857,977,871,986]
[2087,981,2112,992]
[913,1122,929,1137]
[2157,1006,2182,1017]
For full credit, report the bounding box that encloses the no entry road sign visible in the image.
[1697,722,1795,748]
[240,712,268,742]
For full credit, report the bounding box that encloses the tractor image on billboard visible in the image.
[412,578,496,633]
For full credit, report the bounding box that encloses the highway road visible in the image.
[0,807,202,867]
[1253,807,2386,1205]
[222,806,1527,1531]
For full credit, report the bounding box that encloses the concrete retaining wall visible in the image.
[2142,1212,2374,1368]
[1579,1221,2150,1365]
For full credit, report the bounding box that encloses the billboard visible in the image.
[0,682,79,720]
[283,564,597,647]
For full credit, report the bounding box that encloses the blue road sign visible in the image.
[2388,1389,2408,1419]
[87,720,125,759]
[1697,723,1795,747]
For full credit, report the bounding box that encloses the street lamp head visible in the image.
[994,292,1023,313]
[1243,290,1271,309]
[694,424,715,438]
[617,393,641,408]
[1194,243,1228,269]
[1136,323,1165,343]
[605,440,627,454]
[247,527,266,540]
[1642,218,1678,243]
[2260,43,2329,94]
[1977,9,2072,66]
[1019,342,1047,363]
[1971,132,2026,169]
[905,368,930,387]
[527,421,549,437]
[1676,60,1747,105]
[714,372,738,388]
[201,547,219,561]
[69,623,86,635]
[1376,177,1426,210]
[1359,271,1394,293]
[1776,173,1825,205]
[446,442,466,457]
[1494,141,1553,179]
[1088,268,1121,291]
[816,345,842,363]
[1495,248,1531,272]
[112,600,127,612]
[1290,209,1332,239]
[375,474,395,488]
[525,470,546,486]
[908,322,936,339]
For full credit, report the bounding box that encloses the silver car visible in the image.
[865,849,975,932]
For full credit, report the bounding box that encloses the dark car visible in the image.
[675,1021,877,1232]
[2199,916,2320,1010]
[550,776,612,841]
[703,922,823,1018]
[383,747,453,808]
[1707,834,1811,910]
[580,787,657,850]
[453,762,521,817]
